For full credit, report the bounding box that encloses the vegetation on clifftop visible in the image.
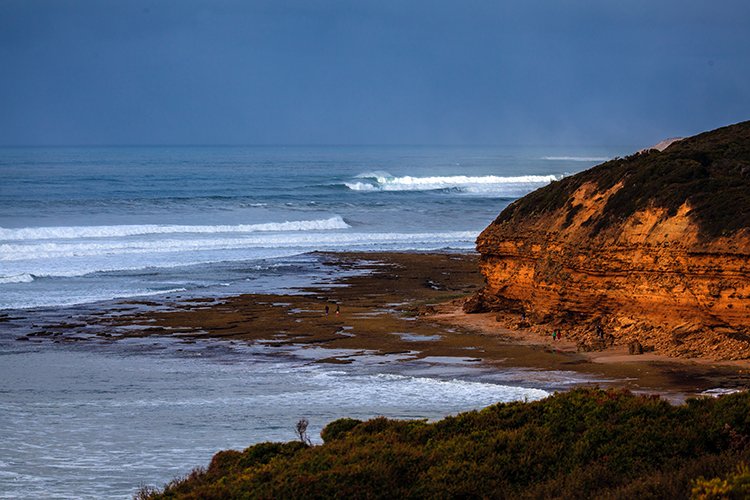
[142,389,750,499]
[494,120,750,238]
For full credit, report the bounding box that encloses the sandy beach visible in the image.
[19,251,750,400]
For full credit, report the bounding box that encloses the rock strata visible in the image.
[472,121,750,360]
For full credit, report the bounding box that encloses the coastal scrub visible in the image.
[143,388,750,499]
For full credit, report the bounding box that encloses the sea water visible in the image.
[0,145,618,310]
[0,146,623,498]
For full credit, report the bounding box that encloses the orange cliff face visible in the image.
[472,121,750,360]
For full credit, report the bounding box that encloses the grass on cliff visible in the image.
[494,120,750,238]
[142,388,750,499]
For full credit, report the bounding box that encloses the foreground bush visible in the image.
[692,463,750,499]
[144,388,750,499]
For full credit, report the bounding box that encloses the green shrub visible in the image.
[320,418,362,443]
[144,389,750,499]
[692,462,750,499]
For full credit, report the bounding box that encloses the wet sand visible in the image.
[16,252,750,399]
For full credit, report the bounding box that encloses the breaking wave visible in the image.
[541,156,609,162]
[344,172,558,194]
[0,216,351,241]
[0,231,478,287]
[0,273,34,284]
[0,231,476,264]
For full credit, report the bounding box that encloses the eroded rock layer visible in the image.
[474,121,750,359]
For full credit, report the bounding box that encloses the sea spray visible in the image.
[345,172,559,193]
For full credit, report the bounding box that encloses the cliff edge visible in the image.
[472,121,750,360]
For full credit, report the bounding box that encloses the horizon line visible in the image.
[0,142,638,149]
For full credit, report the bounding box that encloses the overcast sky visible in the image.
[1,0,749,146]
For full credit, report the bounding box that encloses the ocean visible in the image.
[0,145,616,310]
[0,145,621,498]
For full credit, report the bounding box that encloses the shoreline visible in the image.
[12,250,750,400]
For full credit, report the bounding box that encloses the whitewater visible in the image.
[1,334,587,499]
[0,216,351,241]
[343,172,560,193]
[0,145,620,310]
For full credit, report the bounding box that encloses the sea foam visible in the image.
[0,231,477,263]
[0,216,350,241]
[344,172,558,193]
[541,156,609,162]
[0,273,34,284]
[0,231,478,287]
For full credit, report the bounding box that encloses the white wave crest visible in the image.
[541,156,609,162]
[0,231,477,264]
[0,231,478,285]
[0,273,34,284]
[0,216,350,241]
[344,172,558,193]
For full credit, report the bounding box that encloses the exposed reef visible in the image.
[472,121,750,359]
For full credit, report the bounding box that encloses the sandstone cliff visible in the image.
[472,121,750,360]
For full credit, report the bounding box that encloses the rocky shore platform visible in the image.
[16,251,750,399]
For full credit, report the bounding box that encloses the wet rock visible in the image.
[462,294,487,314]
[417,305,437,316]
[628,340,643,355]
[424,279,444,291]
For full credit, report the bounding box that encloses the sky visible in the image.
[1,0,749,147]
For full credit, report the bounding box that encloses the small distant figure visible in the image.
[325,305,330,316]
[552,331,557,341]
[521,310,526,321]
[335,304,340,316]
[557,330,562,341]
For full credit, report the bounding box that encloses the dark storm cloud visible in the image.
[1,0,748,146]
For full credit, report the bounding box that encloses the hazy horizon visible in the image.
[0,142,643,148]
